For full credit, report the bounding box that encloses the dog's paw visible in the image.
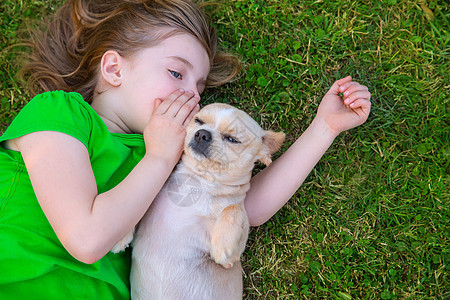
[210,204,249,268]
[111,228,135,253]
[211,246,240,269]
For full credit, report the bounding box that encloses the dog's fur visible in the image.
[114,103,285,299]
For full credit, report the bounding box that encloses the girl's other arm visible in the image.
[245,76,371,226]
[14,91,200,264]
[16,131,170,264]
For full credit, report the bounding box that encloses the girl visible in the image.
[0,0,371,299]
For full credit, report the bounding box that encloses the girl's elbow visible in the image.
[249,219,267,227]
[72,250,102,265]
[247,213,269,227]
[68,244,103,264]
[60,234,106,264]
[73,255,99,265]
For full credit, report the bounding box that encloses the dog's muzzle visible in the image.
[189,129,212,157]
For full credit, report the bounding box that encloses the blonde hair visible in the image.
[19,0,241,103]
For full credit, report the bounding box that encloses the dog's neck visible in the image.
[171,162,251,218]
[178,161,252,191]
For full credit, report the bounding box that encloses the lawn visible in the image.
[1,0,448,299]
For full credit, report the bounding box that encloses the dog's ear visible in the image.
[258,130,285,166]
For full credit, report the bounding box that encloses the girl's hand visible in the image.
[143,89,200,166]
[316,76,371,136]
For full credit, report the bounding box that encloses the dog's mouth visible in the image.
[188,141,210,158]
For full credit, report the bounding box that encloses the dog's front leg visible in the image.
[210,203,249,268]
[110,228,135,253]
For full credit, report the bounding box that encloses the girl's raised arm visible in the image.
[245,76,371,226]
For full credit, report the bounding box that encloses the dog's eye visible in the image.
[223,134,241,144]
[195,118,205,125]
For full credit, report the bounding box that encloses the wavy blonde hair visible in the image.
[19,0,241,103]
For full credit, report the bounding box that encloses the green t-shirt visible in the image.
[0,91,146,299]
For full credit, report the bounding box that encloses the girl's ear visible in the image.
[100,50,123,87]
[258,130,286,166]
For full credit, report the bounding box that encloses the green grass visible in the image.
[1,0,448,299]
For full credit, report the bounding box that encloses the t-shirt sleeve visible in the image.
[0,91,94,149]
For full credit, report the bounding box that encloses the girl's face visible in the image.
[112,33,211,134]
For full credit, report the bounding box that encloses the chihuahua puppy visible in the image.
[115,103,284,299]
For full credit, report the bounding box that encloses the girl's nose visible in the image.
[184,85,200,98]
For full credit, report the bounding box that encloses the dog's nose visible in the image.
[190,129,212,157]
[195,129,212,144]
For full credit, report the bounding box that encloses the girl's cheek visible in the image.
[154,81,176,99]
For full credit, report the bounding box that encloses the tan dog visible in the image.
[115,103,284,299]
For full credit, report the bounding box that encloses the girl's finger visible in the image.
[343,91,371,106]
[182,103,201,127]
[327,76,352,95]
[172,95,200,123]
[349,99,372,118]
[339,81,366,94]
[166,91,196,117]
[336,76,352,86]
[343,84,369,99]
[155,89,186,114]
[152,98,163,112]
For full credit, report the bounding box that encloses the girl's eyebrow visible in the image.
[166,56,193,69]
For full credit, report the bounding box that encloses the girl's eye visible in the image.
[223,134,241,144]
[195,118,205,125]
[169,70,182,79]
